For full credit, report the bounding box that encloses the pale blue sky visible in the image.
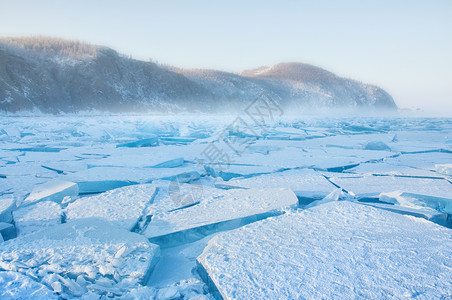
[1,0,451,114]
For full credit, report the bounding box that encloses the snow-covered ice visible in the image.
[197,201,452,299]
[1,116,452,298]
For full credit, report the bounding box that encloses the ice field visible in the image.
[0,115,451,299]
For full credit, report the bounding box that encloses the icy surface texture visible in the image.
[198,201,452,299]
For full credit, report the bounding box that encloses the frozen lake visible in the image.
[0,115,451,299]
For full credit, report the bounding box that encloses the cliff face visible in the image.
[0,37,397,113]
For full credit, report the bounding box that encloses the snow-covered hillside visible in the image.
[0,37,397,113]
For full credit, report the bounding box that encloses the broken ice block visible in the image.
[0,222,16,240]
[116,137,159,148]
[143,187,298,246]
[13,201,62,236]
[0,198,15,223]
[22,180,78,206]
[197,201,452,299]
[66,184,157,231]
[0,218,160,298]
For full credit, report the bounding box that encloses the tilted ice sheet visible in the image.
[143,187,298,239]
[197,201,452,299]
[65,184,157,231]
[0,218,160,298]
[0,198,15,223]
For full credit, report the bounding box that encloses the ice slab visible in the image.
[0,218,160,298]
[329,173,452,199]
[66,184,157,231]
[226,169,337,202]
[13,201,62,236]
[197,201,452,299]
[0,223,16,241]
[0,198,15,223]
[0,271,58,299]
[22,180,78,207]
[143,187,298,244]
